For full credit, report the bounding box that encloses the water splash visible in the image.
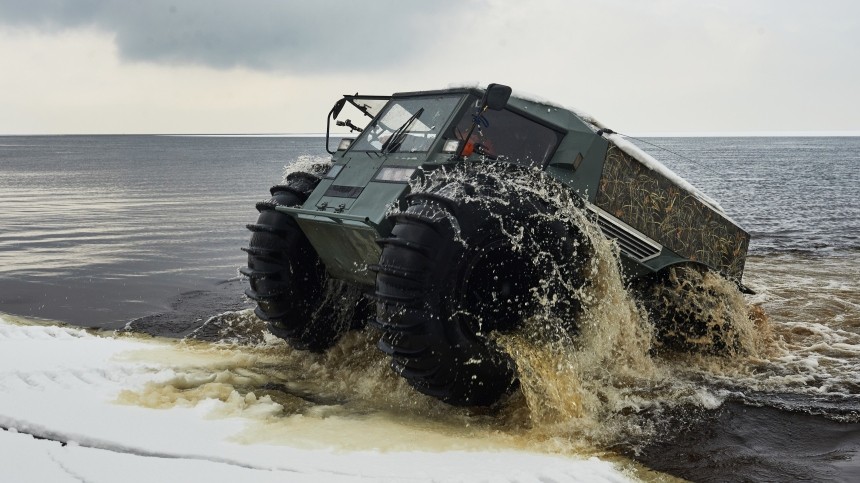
[671,254,860,418]
[282,155,331,181]
[360,164,771,447]
[120,161,859,458]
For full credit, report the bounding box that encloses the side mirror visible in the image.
[327,98,348,154]
[482,83,511,111]
[331,98,347,120]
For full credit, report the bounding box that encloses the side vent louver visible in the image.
[590,207,662,262]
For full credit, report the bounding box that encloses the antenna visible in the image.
[601,129,726,178]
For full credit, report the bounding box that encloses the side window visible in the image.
[454,108,560,167]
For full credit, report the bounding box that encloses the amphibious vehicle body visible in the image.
[243,84,750,406]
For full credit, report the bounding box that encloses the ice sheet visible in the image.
[0,315,633,483]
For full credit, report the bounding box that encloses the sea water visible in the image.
[1,134,858,481]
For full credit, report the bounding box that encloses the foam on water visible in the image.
[677,254,860,416]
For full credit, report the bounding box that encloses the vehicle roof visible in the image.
[390,86,596,135]
[388,85,726,214]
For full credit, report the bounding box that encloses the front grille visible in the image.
[324,184,364,198]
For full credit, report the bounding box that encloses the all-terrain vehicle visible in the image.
[243,84,750,406]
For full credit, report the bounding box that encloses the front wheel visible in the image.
[373,173,590,405]
[242,171,367,351]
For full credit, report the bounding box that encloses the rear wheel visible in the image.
[243,170,366,351]
[639,265,738,354]
[373,173,590,405]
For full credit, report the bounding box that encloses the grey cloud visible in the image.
[0,0,479,72]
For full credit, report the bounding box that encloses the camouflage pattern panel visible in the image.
[595,145,749,280]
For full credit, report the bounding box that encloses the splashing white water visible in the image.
[282,155,331,181]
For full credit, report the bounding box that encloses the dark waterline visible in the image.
[637,401,860,483]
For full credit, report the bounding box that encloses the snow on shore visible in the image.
[0,315,634,483]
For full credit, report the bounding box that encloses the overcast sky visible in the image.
[0,0,857,135]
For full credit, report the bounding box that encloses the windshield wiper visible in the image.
[381,108,424,154]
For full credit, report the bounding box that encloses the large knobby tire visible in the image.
[243,170,366,351]
[373,173,589,406]
[639,265,738,354]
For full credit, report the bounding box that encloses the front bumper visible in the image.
[275,206,382,286]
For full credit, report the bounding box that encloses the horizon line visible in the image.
[1,131,859,138]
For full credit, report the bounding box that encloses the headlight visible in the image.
[375,167,416,182]
[337,138,354,151]
[442,139,460,154]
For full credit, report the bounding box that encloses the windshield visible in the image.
[351,95,461,153]
[346,97,389,119]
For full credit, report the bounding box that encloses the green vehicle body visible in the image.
[278,85,749,290]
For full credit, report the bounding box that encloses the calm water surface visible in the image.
[1,135,858,481]
[0,135,323,325]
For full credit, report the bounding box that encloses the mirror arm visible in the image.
[336,119,363,133]
[325,105,337,154]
